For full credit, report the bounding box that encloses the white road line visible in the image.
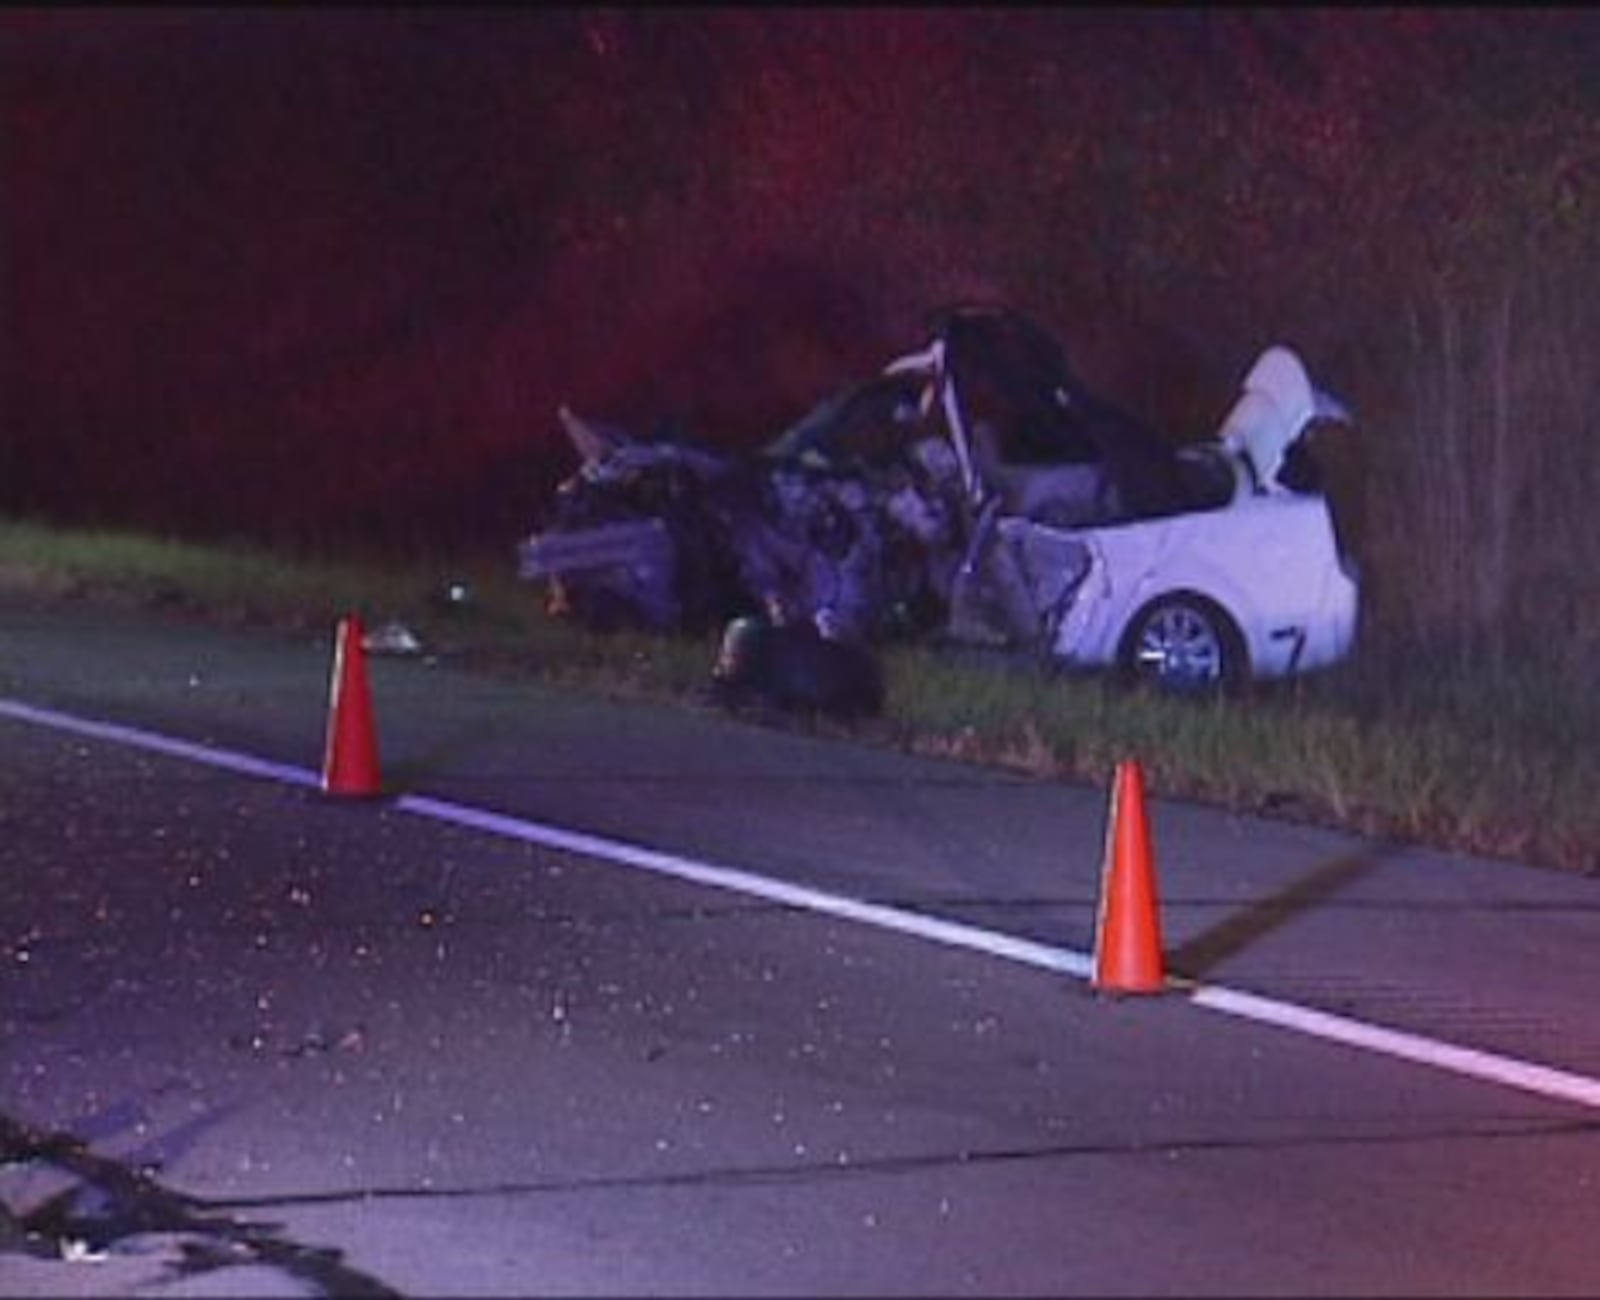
[0,698,321,788]
[5,694,1599,1112]
[1189,985,1600,1110]
[395,791,1096,979]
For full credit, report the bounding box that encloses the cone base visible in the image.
[1091,972,1166,996]
[321,775,384,799]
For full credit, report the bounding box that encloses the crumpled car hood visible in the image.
[516,306,1354,672]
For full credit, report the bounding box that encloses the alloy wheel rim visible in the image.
[1135,605,1223,689]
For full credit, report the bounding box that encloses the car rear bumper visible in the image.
[1300,559,1360,671]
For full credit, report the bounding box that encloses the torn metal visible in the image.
[517,306,1360,693]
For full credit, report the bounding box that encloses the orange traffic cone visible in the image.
[1092,759,1166,994]
[322,614,382,797]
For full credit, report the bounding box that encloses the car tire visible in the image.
[1121,594,1245,694]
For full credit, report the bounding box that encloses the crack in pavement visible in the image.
[204,1108,1599,1212]
[4,1100,1594,1293]
[0,1111,402,1297]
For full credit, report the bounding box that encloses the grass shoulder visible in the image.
[1,516,1593,874]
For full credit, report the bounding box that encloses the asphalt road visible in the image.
[3,602,1600,1296]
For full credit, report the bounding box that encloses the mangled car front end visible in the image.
[517,307,1361,703]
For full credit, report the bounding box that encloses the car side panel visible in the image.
[1041,495,1352,678]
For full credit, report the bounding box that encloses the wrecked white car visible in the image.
[517,306,1359,695]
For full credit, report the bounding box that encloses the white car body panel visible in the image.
[1027,491,1358,678]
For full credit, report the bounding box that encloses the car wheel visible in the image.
[1122,594,1244,694]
